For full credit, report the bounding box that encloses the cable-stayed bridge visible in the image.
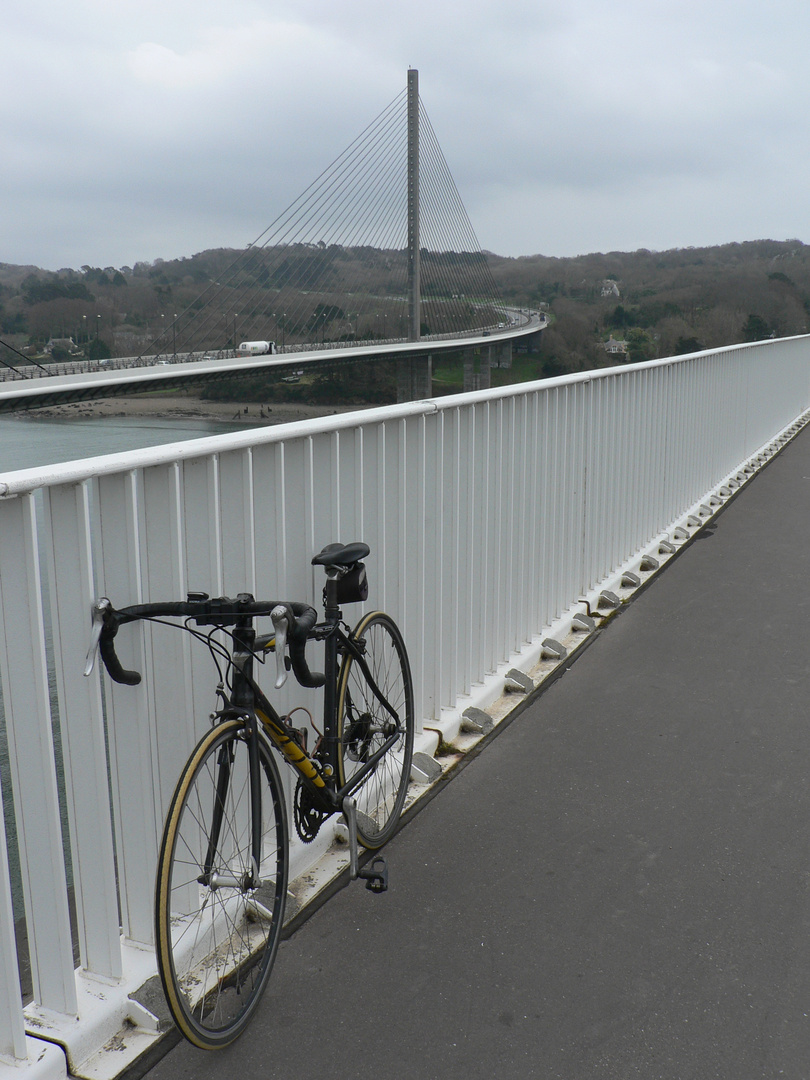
[1,72,809,1080]
[0,71,545,412]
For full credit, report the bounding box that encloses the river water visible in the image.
[0,411,245,472]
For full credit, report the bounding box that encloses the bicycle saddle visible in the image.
[311,541,370,567]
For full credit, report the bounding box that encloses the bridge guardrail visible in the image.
[0,336,807,1076]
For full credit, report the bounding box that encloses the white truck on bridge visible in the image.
[236,340,276,356]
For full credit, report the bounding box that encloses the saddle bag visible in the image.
[336,561,368,604]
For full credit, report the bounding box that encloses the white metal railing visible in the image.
[0,337,808,1075]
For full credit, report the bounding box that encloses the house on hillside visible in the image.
[45,337,78,354]
[603,335,628,355]
[601,280,620,298]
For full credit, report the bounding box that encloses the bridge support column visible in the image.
[491,340,512,369]
[463,346,491,392]
[397,355,432,402]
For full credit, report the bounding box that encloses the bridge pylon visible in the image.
[407,68,421,345]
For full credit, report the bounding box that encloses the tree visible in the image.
[0,312,27,334]
[741,314,771,342]
[607,304,635,329]
[674,336,702,355]
[625,328,656,363]
[86,337,112,362]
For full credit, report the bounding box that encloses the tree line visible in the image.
[2,238,808,376]
[487,238,810,373]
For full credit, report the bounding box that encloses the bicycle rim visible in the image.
[155,719,288,1049]
[336,612,415,849]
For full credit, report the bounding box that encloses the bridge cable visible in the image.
[138,86,502,362]
[0,338,51,376]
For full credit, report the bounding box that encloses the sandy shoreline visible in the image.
[22,392,370,427]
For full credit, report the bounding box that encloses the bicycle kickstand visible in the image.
[342,796,388,893]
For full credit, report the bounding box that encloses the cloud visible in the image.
[2,0,810,267]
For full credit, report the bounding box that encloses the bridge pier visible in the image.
[397,355,432,402]
[491,340,512,369]
[462,346,491,392]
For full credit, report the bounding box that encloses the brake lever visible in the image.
[270,605,289,688]
[84,597,112,677]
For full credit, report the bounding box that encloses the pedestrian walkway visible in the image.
[142,426,810,1080]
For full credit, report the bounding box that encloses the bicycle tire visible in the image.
[155,719,288,1049]
[336,611,415,849]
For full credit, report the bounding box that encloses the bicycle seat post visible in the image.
[323,567,342,625]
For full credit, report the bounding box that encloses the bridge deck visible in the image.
[144,425,810,1080]
[0,317,544,412]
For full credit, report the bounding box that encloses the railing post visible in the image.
[43,481,122,980]
[0,781,28,1060]
[0,496,77,1017]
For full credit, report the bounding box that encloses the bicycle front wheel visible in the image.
[336,612,415,849]
[155,719,288,1049]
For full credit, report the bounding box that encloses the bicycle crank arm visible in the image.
[342,796,388,893]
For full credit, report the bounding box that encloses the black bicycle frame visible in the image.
[205,602,403,879]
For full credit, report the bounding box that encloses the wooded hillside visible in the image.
[1,238,807,374]
[489,239,810,374]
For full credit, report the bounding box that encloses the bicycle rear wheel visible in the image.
[336,612,415,849]
[155,719,288,1049]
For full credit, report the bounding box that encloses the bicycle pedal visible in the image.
[358,856,388,893]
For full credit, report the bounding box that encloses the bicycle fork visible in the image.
[199,717,263,893]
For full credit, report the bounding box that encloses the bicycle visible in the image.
[84,541,415,1050]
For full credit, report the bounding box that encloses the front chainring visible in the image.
[294,778,327,843]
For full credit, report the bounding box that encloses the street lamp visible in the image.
[173,314,177,359]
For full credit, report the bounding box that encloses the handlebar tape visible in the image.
[99,627,142,685]
[271,602,325,689]
[97,597,324,688]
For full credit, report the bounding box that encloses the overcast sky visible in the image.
[3,0,809,270]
